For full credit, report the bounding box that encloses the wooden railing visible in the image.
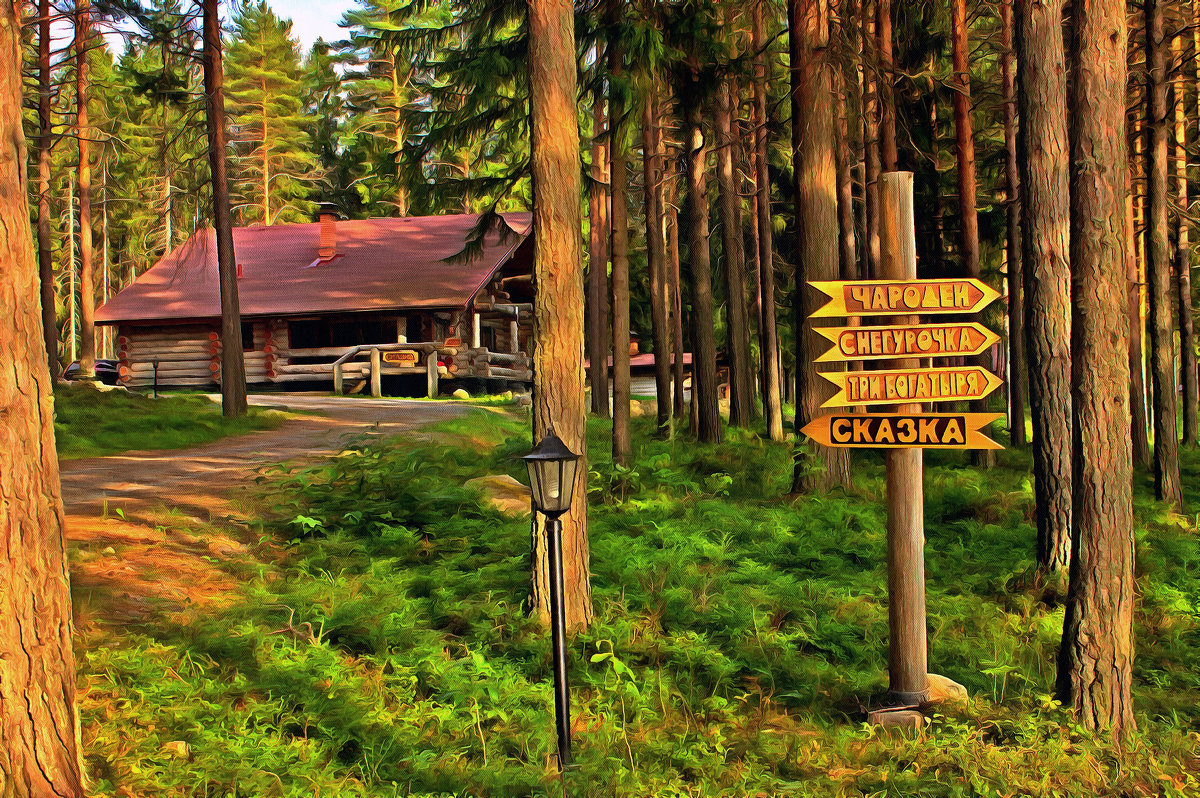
[332,342,445,397]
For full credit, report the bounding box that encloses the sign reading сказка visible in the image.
[801,412,1005,450]
[814,322,1000,363]
[819,365,1003,408]
[808,278,1001,318]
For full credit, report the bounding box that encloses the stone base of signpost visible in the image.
[867,673,968,731]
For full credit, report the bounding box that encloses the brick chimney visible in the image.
[317,203,337,261]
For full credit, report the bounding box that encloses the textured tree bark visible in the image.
[1130,116,1151,467]
[1058,0,1136,736]
[608,38,632,467]
[667,181,687,420]
[1001,0,1027,447]
[834,0,858,285]
[1174,24,1198,448]
[527,0,592,630]
[37,0,58,381]
[679,73,722,444]
[950,0,992,469]
[753,0,784,441]
[203,0,249,418]
[876,0,898,171]
[862,0,882,279]
[588,86,610,418]
[1127,121,1151,467]
[0,2,87,791]
[76,0,96,379]
[641,91,672,435]
[790,0,851,493]
[715,77,756,427]
[1143,0,1183,508]
[1016,0,1073,572]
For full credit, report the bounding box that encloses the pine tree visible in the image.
[1017,0,1073,572]
[0,2,86,789]
[1058,0,1136,736]
[225,2,317,225]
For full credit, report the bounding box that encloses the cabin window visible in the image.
[241,322,255,352]
[287,318,400,351]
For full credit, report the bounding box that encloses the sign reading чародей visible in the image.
[808,278,1001,317]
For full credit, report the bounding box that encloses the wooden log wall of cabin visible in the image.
[117,325,221,386]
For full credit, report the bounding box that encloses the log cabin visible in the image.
[96,211,535,395]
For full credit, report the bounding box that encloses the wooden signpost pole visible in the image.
[879,172,929,705]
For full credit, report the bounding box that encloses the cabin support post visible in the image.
[472,313,481,348]
[510,320,519,354]
[397,316,407,344]
[426,351,439,397]
[879,172,930,706]
[370,347,382,397]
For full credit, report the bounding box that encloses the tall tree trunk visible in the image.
[753,0,784,440]
[1017,0,1073,571]
[679,72,722,444]
[667,177,687,420]
[791,0,851,493]
[202,0,248,418]
[876,0,898,171]
[1058,0,1136,736]
[642,90,672,435]
[715,77,756,426]
[37,0,57,380]
[862,0,882,279]
[1174,22,1198,447]
[0,3,87,790]
[609,38,632,466]
[1128,117,1151,467]
[1144,0,1184,508]
[951,0,992,469]
[75,0,96,378]
[527,0,592,630]
[588,81,611,418]
[67,170,76,363]
[1002,0,1027,446]
[834,0,858,283]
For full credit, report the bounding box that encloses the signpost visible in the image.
[804,172,1005,711]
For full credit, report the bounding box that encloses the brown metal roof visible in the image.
[96,212,532,325]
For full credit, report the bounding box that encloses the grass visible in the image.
[72,407,1200,796]
[54,385,286,460]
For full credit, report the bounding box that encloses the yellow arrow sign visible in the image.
[801,412,1005,450]
[809,279,1001,318]
[820,366,1003,408]
[814,322,1000,363]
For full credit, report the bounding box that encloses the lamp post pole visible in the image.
[522,431,581,772]
[545,513,571,769]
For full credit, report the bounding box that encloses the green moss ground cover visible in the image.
[76,409,1200,796]
[54,386,285,459]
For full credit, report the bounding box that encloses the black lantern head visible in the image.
[522,433,581,517]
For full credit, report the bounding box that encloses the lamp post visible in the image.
[152,359,159,399]
[523,432,582,771]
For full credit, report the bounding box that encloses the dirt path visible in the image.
[61,394,478,627]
